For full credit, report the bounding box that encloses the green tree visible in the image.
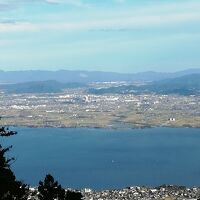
[65,190,83,200]
[38,174,83,200]
[38,174,66,200]
[0,127,28,200]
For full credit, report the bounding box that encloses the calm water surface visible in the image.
[3,127,200,190]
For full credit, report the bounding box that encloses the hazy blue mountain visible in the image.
[1,73,200,94]
[147,74,200,95]
[0,80,86,93]
[89,74,200,95]
[0,68,200,84]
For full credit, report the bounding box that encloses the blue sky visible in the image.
[0,0,200,73]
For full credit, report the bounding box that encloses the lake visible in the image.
[2,127,200,190]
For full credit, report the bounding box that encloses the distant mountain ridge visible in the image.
[89,74,200,95]
[0,73,200,95]
[146,74,200,95]
[0,68,200,84]
[0,80,86,93]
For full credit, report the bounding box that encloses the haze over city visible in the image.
[0,0,200,73]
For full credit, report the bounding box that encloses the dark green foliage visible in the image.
[0,127,17,137]
[0,127,28,200]
[38,174,66,200]
[38,174,83,200]
[65,190,83,200]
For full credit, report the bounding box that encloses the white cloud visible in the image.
[44,0,90,7]
[0,0,200,33]
[0,11,200,33]
[0,22,37,32]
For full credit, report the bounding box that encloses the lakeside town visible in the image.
[0,84,199,129]
[82,185,200,200]
[27,185,200,200]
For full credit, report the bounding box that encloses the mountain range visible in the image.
[0,68,200,84]
[0,69,200,95]
[0,80,85,94]
[89,74,200,96]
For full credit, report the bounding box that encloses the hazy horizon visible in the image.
[0,0,200,73]
[0,67,200,74]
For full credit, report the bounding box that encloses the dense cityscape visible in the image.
[0,83,199,129]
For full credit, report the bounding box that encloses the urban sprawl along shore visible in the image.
[0,85,199,129]
[28,185,200,200]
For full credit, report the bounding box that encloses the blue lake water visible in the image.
[2,127,200,190]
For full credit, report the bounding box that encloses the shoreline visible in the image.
[0,125,200,130]
[2,124,200,130]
